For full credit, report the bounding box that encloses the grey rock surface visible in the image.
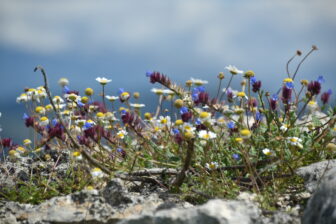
[296,159,336,193]
[302,167,336,224]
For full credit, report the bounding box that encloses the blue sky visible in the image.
[0,0,336,142]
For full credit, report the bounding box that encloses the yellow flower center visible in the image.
[283,78,293,83]
[200,112,210,119]
[235,137,243,143]
[72,151,81,157]
[96,112,105,118]
[40,116,48,122]
[175,119,183,126]
[240,129,251,137]
[237,92,246,97]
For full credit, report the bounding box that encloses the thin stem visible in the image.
[219,75,234,102]
[292,47,317,80]
[216,79,223,100]
[286,53,297,78]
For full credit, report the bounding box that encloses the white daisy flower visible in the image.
[198,130,217,140]
[287,137,303,149]
[91,167,104,178]
[106,95,119,101]
[58,78,69,87]
[130,103,146,108]
[190,77,208,86]
[39,116,49,126]
[205,161,219,170]
[225,65,244,75]
[96,77,112,85]
[117,130,128,139]
[262,148,273,156]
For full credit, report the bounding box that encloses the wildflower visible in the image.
[175,119,183,126]
[182,122,196,133]
[307,101,318,111]
[39,116,49,126]
[144,112,152,120]
[146,71,171,86]
[237,91,247,99]
[91,167,104,178]
[71,151,83,160]
[227,121,235,129]
[119,88,130,102]
[158,116,171,127]
[283,78,293,83]
[205,161,219,170]
[233,106,244,115]
[23,139,32,146]
[199,111,211,123]
[262,148,273,156]
[256,112,263,122]
[270,94,278,111]
[117,148,127,158]
[81,96,89,104]
[105,95,119,102]
[232,153,241,160]
[133,92,140,99]
[184,131,195,139]
[45,104,53,111]
[307,80,321,96]
[198,130,216,140]
[280,124,288,132]
[174,99,184,108]
[321,89,332,104]
[317,76,325,84]
[85,88,94,96]
[244,70,255,78]
[117,130,128,139]
[8,150,20,158]
[35,106,46,115]
[190,77,208,86]
[287,137,303,149]
[15,146,26,154]
[16,93,29,103]
[52,96,64,104]
[58,78,69,87]
[281,86,292,104]
[218,72,225,79]
[235,137,243,143]
[180,107,192,122]
[251,77,262,92]
[300,80,309,86]
[240,129,251,138]
[225,65,243,75]
[96,77,112,85]
[150,88,163,95]
[130,103,145,108]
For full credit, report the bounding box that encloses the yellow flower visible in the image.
[283,78,293,83]
[81,96,89,104]
[96,112,105,118]
[174,99,184,108]
[235,137,243,143]
[35,106,45,114]
[184,131,194,139]
[23,139,32,146]
[244,70,255,78]
[144,112,152,120]
[237,92,246,98]
[85,88,94,96]
[240,129,251,138]
[175,119,183,126]
[39,116,49,126]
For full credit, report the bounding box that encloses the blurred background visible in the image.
[0,0,335,143]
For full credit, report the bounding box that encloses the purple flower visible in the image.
[281,86,292,104]
[180,107,189,114]
[1,138,13,148]
[321,89,332,104]
[147,71,171,86]
[269,94,278,111]
[252,80,262,92]
[307,81,321,96]
[256,112,263,121]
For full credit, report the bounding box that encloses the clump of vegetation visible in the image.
[0,45,335,208]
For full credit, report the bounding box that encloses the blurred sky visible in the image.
[0,0,336,143]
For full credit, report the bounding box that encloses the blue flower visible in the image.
[271,94,279,101]
[256,112,263,121]
[317,76,325,84]
[146,71,153,77]
[285,82,294,89]
[196,86,206,93]
[172,128,180,134]
[84,122,94,130]
[52,119,58,126]
[180,107,188,114]
[195,118,201,125]
[250,77,257,84]
[232,154,241,160]
[63,86,70,94]
[227,121,235,129]
[117,148,123,153]
[23,113,29,120]
[77,100,84,107]
[118,88,125,94]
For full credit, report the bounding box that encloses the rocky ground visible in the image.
[1,150,336,223]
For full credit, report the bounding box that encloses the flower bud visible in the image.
[185,80,193,87]
[244,70,255,78]
[174,99,184,108]
[218,72,225,80]
[133,92,140,99]
[300,80,309,86]
[85,88,94,96]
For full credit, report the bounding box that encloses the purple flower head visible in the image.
[307,81,321,96]
[281,86,292,104]
[227,121,235,129]
[1,138,13,148]
[248,98,258,108]
[252,80,262,93]
[174,133,183,145]
[232,153,241,161]
[117,148,126,158]
[147,71,171,86]
[321,89,332,104]
[52,119,58,126]
[196,86,206,93]
[226,88,234,102]
[24,114,35,127]
[317,76,325,84]
[197,92,209,105]
[23,113,29,120]
[271,94,279,101]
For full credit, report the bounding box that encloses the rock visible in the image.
[118,199,263,224]
[102,178,132,206]
[302,167,336,224]
[296,160,336,193]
